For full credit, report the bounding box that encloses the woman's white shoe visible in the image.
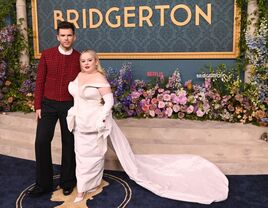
[73,192,85,203]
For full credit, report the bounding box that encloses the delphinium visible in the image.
[106,62,133,118]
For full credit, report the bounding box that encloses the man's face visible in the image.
[57,28,76,51]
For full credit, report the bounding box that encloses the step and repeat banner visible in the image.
[31,0,240,59]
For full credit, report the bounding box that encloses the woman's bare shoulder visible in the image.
[94,73,109,84]
[77,72,83,78]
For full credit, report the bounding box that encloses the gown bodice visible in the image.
[67,78,112,133]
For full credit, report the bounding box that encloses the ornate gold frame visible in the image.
[31,0,241,59]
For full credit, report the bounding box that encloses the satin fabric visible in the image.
[67,80,229,204]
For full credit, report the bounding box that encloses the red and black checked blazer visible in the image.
[34,47,81,110]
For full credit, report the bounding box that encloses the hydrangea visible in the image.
[245,18,268,67]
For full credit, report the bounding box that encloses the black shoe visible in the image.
[63,187,74,196]
[27,185,52,197]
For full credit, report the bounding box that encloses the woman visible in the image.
[67,49,229,204]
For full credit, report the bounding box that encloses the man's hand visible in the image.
[35,109,41,120]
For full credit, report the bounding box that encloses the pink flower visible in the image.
[131,91,141,99]
[186,105,194,114]
[170,93,176,100]
[142,104,149,112]
[158,88,164,93]
[149,110,155,117]
[163,94,171,101]
[157,94,164,101]
[142,91,148,97]
[149,104,157,111]
[164,90,171,94]
[176,90,187,105]
[158,101,165,108]
[178,112,185,119]
[180,105,187,112]
[155,108,161,115]
[214,93,221,101]
[165,107,173,117]
[227,104,234,111]
[235,94,243,102]
[173,104,180,112]
[203,103,210,113]
[147,89,155,97]
[140,99,146,105]
[157,111,165,118]
[151,98,158,104]
[196,109,205,117]
[167,102,173,107]
[204,78,211,89]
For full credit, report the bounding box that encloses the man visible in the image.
[28,21,80,197]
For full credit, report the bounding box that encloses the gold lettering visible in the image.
[155,5,170,26]
[124,6,136,28]
[82,9,86,28]
[67,9,79,28]
[106,7,121,28]
[195,4,211,25]
[170,4,191,26]
[53,10,64,29]
[89,8,103,28]
[53,4,213,30]
[139,6,153,27]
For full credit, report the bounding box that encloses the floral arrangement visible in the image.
[0,24,35,112]
[245,17,268,126]
[106,62,134,118]
[0,25,18,112]
[106,63,266,124]
[245,18,268,67]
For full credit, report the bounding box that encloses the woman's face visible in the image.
[80,52,99,74]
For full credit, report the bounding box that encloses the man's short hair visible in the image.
[57,21,75,34]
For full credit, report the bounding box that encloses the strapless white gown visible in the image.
[67,79,229,204]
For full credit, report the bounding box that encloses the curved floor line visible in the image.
[104,173,132,207]
[16,173,132,208]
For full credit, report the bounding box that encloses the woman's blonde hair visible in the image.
[80,49,105,75]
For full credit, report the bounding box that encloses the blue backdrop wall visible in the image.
[100,59,237,83]
[30,0,239,82]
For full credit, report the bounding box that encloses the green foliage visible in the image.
[0,0,15,28]
[257,0,268,20]
[236,0,249,68]
[0,1,33,112]
[204,64,242,96]
[236,0,268,67]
